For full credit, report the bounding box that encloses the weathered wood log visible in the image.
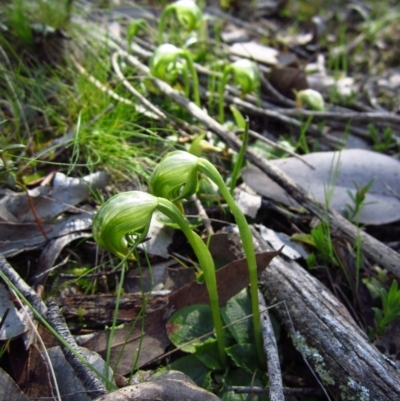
[259,254,400,401]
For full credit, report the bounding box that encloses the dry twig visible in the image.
[258,291,284,401]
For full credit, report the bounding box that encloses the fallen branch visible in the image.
[257,252,400,400]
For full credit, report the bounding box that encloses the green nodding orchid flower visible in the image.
[150,43,201,107]
[158,0,202,45]
[295,88,325,111]
[92,191,227,366]
[218,59,260,123]
[149,151,265,366]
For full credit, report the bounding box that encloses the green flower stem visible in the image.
[197,159,265,366]
[149,151,264,365]
[157,199,227,367]
[229,118,249,195]
[157,0,202,45]
[218,66,232,123]
[178,50,201,107]
[157,7,173,44]
[218,60,260,123]
[92,192,226,366]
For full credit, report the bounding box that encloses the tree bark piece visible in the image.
[259,254,400,401]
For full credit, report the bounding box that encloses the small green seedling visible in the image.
[150,43,201,106]
[92,191,227,366]
[0,143,25,188]
[218,59,260,123]
[157,0,202,45]
[149,150,265,365]
[292,223,338,269]
[369,124,398,153]
[373,280,400,337]
[344,179,375,222]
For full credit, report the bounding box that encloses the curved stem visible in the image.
[157,6,172,44]
[181,65,190,99]
[157,199,227,367]
[218,66,231,123]
[180,50,201,107]
[229,118,249,195]
[199,160,265,367]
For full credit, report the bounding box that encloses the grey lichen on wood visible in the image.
[291,330,335,386]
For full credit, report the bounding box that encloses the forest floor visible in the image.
[1,1,400,400]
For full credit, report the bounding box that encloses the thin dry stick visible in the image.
[190,194,214,236]
[121,49,400,278]
[0,254,107,400]
[225,93,308,131]
[232,386,323,397]
[111,51,166,120]
[258,291,284,401]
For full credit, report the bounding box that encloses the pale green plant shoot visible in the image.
[157,0,202,45]
[92,191,227,366]
[373,280,400,337]
[149,150,265,366]
[343,178,375,222]
[218,59,260,123]
[150,43,201,106]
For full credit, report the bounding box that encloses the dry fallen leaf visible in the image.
[242,149,400,225]
[0,367,29,401]
[0,283,28,341]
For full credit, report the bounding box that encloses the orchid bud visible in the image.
[127,19,147,48]
[149,150,265,364]
[296,88,325,111]
[219,59,260,122]
[150,44,182,83]
[228,59,260,96]
[150,151,200,201]
[150,44,201,106]
[92,191,158,259]
[92,189,227,365]
[158,0,202,44]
